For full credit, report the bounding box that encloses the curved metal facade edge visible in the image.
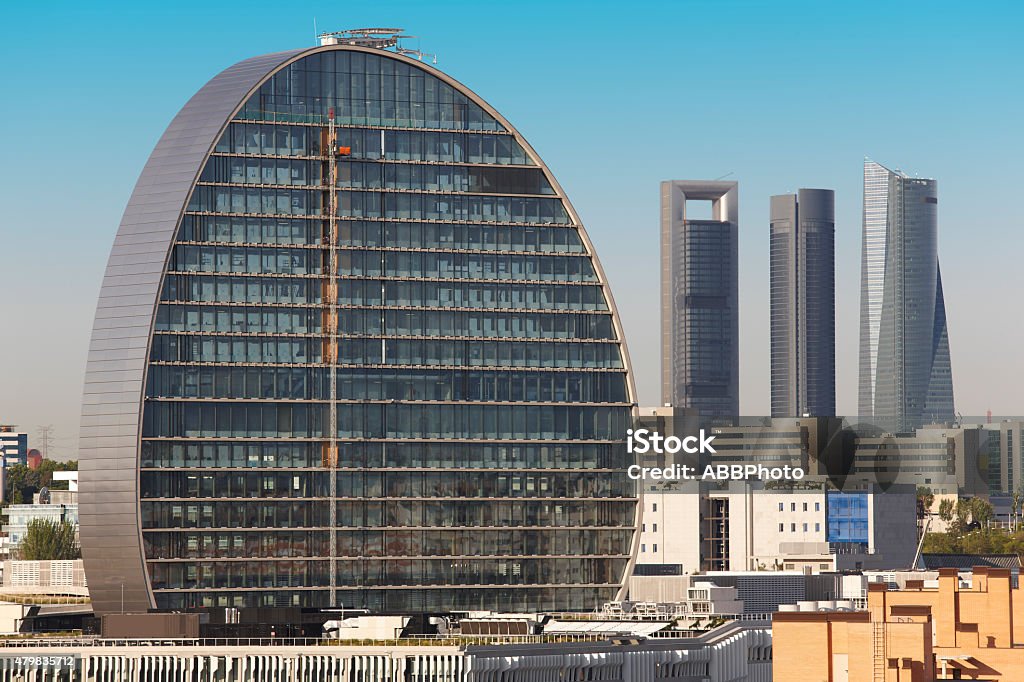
[79,48,307,615]
[81,44,641,615]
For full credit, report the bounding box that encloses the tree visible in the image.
[938,499,955,524]
[968,498,994,528]
[16,519,81,561]
[916,486,935,519]
[940,497,995,535]
[922,496,1009,556]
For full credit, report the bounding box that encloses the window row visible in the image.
[380,130,529,165]
[163,275,319,305]
[179,215,318,245]
[319,127,532,165]
[186,186,570,225]
[150,335,622,369]
[200,157,322,186]
[141,471,325,499]
[339,220,584,252]
[365,280,608,311]
[144,529,635,560]
[150,335,321,364]
[154,585,612,612]
[827,519,870,544]
[245,91,495,133]
[338,162,554,195]
[156,305,614,340]
[141,441,321,468]
[339,250,598,282]
[380,338,623,369]
[142,402,630,440]
[179,216,585,253]
[338,190,569,224]
[336,369,628,402]
[139,469,631,500]
[215,123,319,156]
[161,275,608,311]
[147,365,628,403]
[148,557,626,590]
[188,187,321,216]
[352,309,616,339]
[140,441,629,471]
[169,246,597,282]
[141,499,636,529]
[215,124,532,168]
[155,305,321,335]
[169,245,321,275]
[333,404,630,440]
[147,530,329,559]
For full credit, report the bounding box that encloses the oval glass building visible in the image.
[80,35,637,614]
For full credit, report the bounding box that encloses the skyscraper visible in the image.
[79,32,638,615]
[858,159,954,432]
[770,189,836,418]
[660,181,739,418]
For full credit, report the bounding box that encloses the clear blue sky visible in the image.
[1,0,1022,457]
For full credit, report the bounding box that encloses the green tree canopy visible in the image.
[17,518,81,561]
[916,486,935,510]
[922,497,1017,557]
[3,459,77,508]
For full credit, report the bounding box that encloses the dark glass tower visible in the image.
[660,181,739,418]
[79,38,638,615]
[858,159,954,432]
[769,189,836,418]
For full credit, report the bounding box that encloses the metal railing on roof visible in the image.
[0,633,617,649]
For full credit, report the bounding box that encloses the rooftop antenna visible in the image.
[313,18,318,46]
[714,172,734,181]
[317,27,438,64]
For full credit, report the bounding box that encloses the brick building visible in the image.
[774,566,1024,680]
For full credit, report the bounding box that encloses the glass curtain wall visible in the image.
[139,48,636,612]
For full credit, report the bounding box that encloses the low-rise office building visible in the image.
[635,481,917,574]
[851,423,984,495]
[774,566,1024,681]
[2,503,79,559]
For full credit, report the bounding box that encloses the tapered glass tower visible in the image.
[857,159,954,432]
[79,34,638,615]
